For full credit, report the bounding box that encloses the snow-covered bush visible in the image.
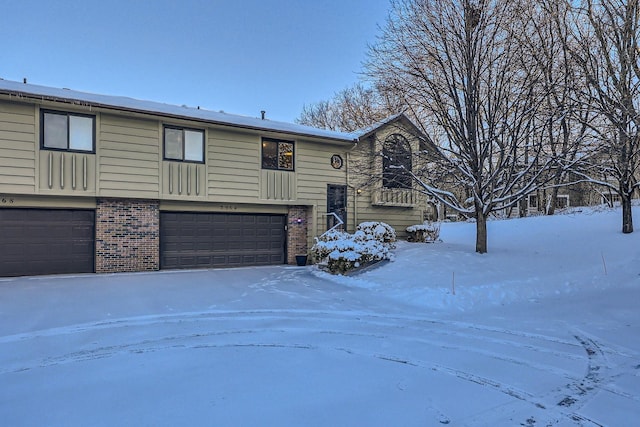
[310,229,351,260]
[406,221,441,243]
[311,222,395,274]
[356,221,396,246]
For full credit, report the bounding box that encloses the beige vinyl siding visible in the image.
[260,170,297,200]
[355,190,423,238]
[0,101,36,193]
[98,114,160,198]
[162,162,205,199]
[207,129,259,200]
[296,141,347,201]
[0,194,96,209]
[160,200,288,215]
[296,141,349,236]
[348,131,424,237]
[38,151,96,194]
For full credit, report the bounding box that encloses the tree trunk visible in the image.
[476,209,488,253]
[519,199,527,218]
[547,187,558,215]
[621,191,634,234]
[547,173,564,215]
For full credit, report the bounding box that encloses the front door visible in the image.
[327,184,347,231]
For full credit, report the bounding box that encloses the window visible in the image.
[555,195,569,209]
[164,126,204,163]
[603,193,620,206]
[42,111,94,152]
[528,194,538,209]
[262,138,294,171]
[382,134,412,189]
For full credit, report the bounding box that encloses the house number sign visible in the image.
[330,154,343,169]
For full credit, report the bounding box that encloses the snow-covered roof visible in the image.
[352,112,405,138]
[0,79,359,144]
[353,112,427,143]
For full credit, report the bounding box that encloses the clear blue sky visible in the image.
[0,0,390,123]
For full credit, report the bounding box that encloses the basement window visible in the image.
[41,111,95,152]
[164,126,204,163]
[261,138,294,171]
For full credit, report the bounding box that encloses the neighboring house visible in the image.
[501,175,639,218]
[0,79,427,277]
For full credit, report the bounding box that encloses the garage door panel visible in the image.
[46,210,67,221]
[4,226,24,239]
[195,256,212,266]
[211,241,226,251]
[227,255,244,265]
[30,243,60,257]
[255,254,270,264]
[228,241,243,250]
[72,228,94,239]
[243,229,257,238]
[179,256,196,266]
[195,241,210,251]
[160,212,286,270]
[211,255,226,265]
[228,227,242,238]
[72,242,93,254]
[0,208,95,277]
[271,256,282,263]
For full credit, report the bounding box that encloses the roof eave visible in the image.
[0,88,358,145]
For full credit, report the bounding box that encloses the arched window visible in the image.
[382,134,412,189]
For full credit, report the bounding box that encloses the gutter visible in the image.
[0,87,359,145]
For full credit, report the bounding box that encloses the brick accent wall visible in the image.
[287,205,309,264]
[95,198,159,273]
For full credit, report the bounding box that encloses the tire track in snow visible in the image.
[0,309,585,374]
[2,308,625,426]
[0,309,588,374]
[4,325,556,425]
[0,308,585,349]
[518,333,627,427]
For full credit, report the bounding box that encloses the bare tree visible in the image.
[515,0,595,215]
[365,0,557,253]
[296,83,396,132]
[568,0,640,233]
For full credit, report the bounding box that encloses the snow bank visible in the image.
[318,206,640,312]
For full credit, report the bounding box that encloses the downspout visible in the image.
[346,139,360,228]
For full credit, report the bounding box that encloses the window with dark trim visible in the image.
[41,110,95,152]
[163,126,204,163]
[382,133,412,189]
[261,138,294,171]
[555,195,569,209]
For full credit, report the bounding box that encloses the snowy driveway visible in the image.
[1,264,638,426]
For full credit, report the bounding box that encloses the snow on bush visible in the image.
[406,221,441,243]
[311,222,396,274]
[310,230,351,260]
[356,221,396,246]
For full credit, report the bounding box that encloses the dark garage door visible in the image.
[0,209,95,277]
[160,212,286,269]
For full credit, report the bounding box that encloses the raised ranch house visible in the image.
[0,79,429,277]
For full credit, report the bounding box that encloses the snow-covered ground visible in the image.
[1,206,638,426]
